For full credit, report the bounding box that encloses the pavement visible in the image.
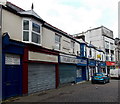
[2,79,119,103]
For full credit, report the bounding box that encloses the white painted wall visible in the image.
[84,28,104,49]
[2,9,22,41]
[2,9,80,56]
[42,27,80,55]
[77,27,115,62]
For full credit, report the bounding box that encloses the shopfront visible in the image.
[2,34,24,99]
[76,58,87,83]
[106,61,115,75]
[59,54,77,85]
[88,59,96,80]
[99,62,106,74]
[23,44,59,95]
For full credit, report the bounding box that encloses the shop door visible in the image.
[76,68,82,82]
[76,67,86,82]
[89,67,95,80]
[28,63,56,94]
[3,54,22,99]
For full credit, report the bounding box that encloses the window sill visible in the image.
[22,41,42,46]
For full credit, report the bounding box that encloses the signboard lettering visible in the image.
[5,54,20,65]
[60,55,87,65]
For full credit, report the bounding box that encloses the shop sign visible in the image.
[77,59,87,66]
[99,62,106,67]
[88,60,96,66]
[60,55,77,64]
[97,54,101,58]
[60,55,87,65]
[5,54,20,65]
[106,61,115,66]
[29,51,58,63]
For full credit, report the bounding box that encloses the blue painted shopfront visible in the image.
[76,57,87,83]
[88,59,96,67]
[2,34,24,99]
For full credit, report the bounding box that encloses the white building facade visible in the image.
[74,26,115,75]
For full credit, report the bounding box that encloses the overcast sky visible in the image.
[8,0,119,38]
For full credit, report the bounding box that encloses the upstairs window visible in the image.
[105,41,109,49]
[23,19,41,45]
[55,34,61,50]
[32,22,40,44]
[71,41,75,53]
[110,43,114,50]
[23,20,29,41]
[89,48,92,57]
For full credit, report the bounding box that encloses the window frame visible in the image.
[71,40,75,54]
[55,33,61,50]
[22,18,42,46]
[105,41,109,49]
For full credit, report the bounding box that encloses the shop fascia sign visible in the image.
[97,54,101,58]
[106,61,115,66]
[60,55,87,64]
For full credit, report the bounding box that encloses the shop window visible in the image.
[103,68,106,73]
[106,56,109,61]
[23,19,41,45]
[77,69,82,77]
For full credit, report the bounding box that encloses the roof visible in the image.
[76,39,87,44]
[3,2,81,44]
[97,49,104,53]
[73,26,114,40]
[87,44,96,48]
[19,10,43,20]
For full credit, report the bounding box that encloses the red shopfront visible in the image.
[22,44,59,95]
[106,61,115,74]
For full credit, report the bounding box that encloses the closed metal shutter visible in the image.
[28,63,56,94]
[59,64,76,84]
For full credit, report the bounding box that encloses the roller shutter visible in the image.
[59,64,76,84]
[28,63,56,94]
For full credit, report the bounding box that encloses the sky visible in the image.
[8,0,119,38]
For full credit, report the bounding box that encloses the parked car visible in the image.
[91,73,110,84]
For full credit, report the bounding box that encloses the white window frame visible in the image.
[71,40,75,54]
[22,18,42,46]
[110,43,114,50]
[55,33,61,50]
[22,19,30,43]
[105,41,109,49]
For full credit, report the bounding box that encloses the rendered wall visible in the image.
[2,9,22,41]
